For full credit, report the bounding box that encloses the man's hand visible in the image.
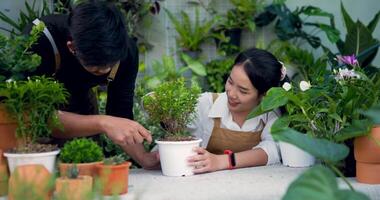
[101,115,152,146]
[140,151,160,170]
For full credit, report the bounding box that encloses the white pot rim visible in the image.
[156,138,202,145]
[4,149,60,158]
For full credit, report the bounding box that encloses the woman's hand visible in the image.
[187,147,229,173]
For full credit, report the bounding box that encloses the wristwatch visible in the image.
[224,150,236,169]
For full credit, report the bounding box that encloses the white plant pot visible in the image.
[4,149,60,174]
[156,139,202,177]
[279,142,315,167]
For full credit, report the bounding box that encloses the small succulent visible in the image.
[66,164,79,179]
[103,155,126,165]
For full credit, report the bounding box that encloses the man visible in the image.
[23,1,158,166]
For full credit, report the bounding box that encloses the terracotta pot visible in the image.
[96,162,131,195]
[0,105,18,151]
[354,126,380,184]
[55,175,93,200]
[59,161,102,178]
[8,164,53,200]
[0,161,8,196]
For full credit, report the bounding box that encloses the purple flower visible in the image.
[336,54,358,66]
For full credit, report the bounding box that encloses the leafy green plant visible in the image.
[103,155,126,165]
[220,0,265,32]
[59,138,104,163]
[165,8,216,52]
[205,57,234,92]
[255,3,340,49]
[0,77,68,151]
[323,3,380,68]
[0,0,52,35]
[0,22,44,82]
[283,166,369,200]
[142,78,201,139]
[137,54,206,94]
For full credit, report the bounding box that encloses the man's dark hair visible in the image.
[68,1,128,67]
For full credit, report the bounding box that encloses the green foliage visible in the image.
[220,0,265,31]
[142,78,201,137]
[255,3,340,48]
[0,77,68,146]
[137,54,206,93]
[323,3,380,68]
[165,8,216,51]
[267,41,328,83]
[59,138,104,163]
[0,0,52,35]
[206,57,234,92]
[103,155,126,165]
[283,166,369,200]
[0,22,44,82]
[66,164,79,179]
[271,127,349,163]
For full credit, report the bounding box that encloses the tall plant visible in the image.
[0,77,68,150]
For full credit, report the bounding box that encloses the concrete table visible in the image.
[1,165,379,200]
[125,165,380,200]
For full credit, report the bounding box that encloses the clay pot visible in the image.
[354,126,380,184]
[59,162,102,178]
[0,105,17,151]
[96,162,131,195]
[8,164,53,200]
[55,175,93,200]
[0,158,8,196]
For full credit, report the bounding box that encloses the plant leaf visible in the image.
[273,128,349,163]
[181,53,206,76]
[283,166,370,200]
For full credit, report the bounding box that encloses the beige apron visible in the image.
[206,93,264,154]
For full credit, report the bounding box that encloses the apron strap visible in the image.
[33,19,61,75]
[211,93,221,128]
[107,61,120,82]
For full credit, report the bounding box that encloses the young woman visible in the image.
[187,48,285,173]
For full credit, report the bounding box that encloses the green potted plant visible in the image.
[165,7,216,58]
[96,155,131,196]
[2,76,68,173]
[55,164,93,200]
[0,22,44,152]
[142,78,201,176]
[59,138,104,177]
[211,0,265,53]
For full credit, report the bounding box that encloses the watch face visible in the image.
[231,153,236,167]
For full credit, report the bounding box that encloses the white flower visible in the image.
[282,82,292,91]
[5,78,14,83]
[299,81,311,91]
[334,68,360,81]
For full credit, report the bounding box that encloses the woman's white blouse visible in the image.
[187,92,281,165]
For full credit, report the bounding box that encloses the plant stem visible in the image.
[328,163,354,191]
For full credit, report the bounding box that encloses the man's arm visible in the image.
[53,110,152,145]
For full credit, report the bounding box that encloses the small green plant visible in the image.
[0,77,68,151]
[0,22,45,81]
[59,138,104,163]
[165,8,216,52]
[66,164,79,179]
[142,78,201,140]
[103,155,126,165]
[206,57,234,92]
